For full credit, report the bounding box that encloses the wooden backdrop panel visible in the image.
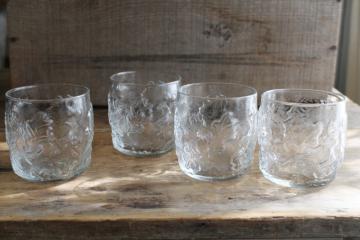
[7,0,342,105]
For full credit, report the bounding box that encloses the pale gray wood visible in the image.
[7,0,343,105]
[0,98,360,239]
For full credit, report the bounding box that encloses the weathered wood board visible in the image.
[7,0,343,105]
[0,99,359,239]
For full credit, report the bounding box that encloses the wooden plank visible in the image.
[0,99,360,239]
[0,219,357,240]
[7,0,343,105]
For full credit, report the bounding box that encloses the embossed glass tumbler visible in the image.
[258,89,347,188]
[175,83,257,181]
[108,71,181,156]
[5,84,94,182]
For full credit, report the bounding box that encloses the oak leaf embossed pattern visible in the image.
[5,84,94,182]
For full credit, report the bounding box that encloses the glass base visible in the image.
[260,168,335,188]
[12,158,91,182]
[179,165,248,182]
[113,142,173,157]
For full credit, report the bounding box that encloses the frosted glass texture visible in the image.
[175,83,257,181]
[5,84,94,182]
[258,89,347,188]
[108,71,180,156]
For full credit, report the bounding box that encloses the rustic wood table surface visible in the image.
[0,99,359,240]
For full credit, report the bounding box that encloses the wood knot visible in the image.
[203,23,232,48]
[8,37,18,43]
[329,45,337,51]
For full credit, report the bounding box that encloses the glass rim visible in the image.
[261,88,346,107]
[178,82,257,100]
[110,70,182,87]
[5,83,90,103]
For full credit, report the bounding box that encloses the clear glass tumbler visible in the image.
[258,89,347,188]
[108,71,181,156]
[175,83,257,181]
[5,84,94,182]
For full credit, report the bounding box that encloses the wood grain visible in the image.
[0,100,360,239]
[7,0,343,105]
